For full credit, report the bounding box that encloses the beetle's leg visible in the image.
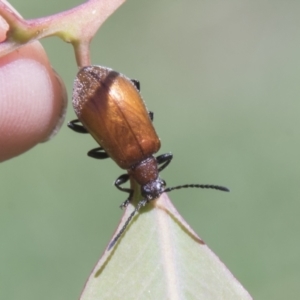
[148,111,154,121]
[131,79,140,91]
[115,174,133,209]
[88,147,109,159]
[68,119,89,134]
[156,153,173,172]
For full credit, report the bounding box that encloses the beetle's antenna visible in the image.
[107,199,147,251]
[164,184,230,193]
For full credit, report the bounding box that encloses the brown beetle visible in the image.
[68,66,229,249]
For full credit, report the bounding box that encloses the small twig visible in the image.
[0,0,125,66]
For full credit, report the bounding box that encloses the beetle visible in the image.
[68,66,229,250]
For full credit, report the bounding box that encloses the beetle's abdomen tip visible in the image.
[72,66,113,116]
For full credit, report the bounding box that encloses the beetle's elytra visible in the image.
[72,66,160,170]
[69,66,229,250]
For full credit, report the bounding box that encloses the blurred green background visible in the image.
[1,0,300,299]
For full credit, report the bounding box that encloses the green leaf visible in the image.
[80,193,252,299]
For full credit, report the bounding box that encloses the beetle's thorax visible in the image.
[128,156,158,185]
[127,156,165,201]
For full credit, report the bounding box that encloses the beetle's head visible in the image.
[141,178,166,202]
